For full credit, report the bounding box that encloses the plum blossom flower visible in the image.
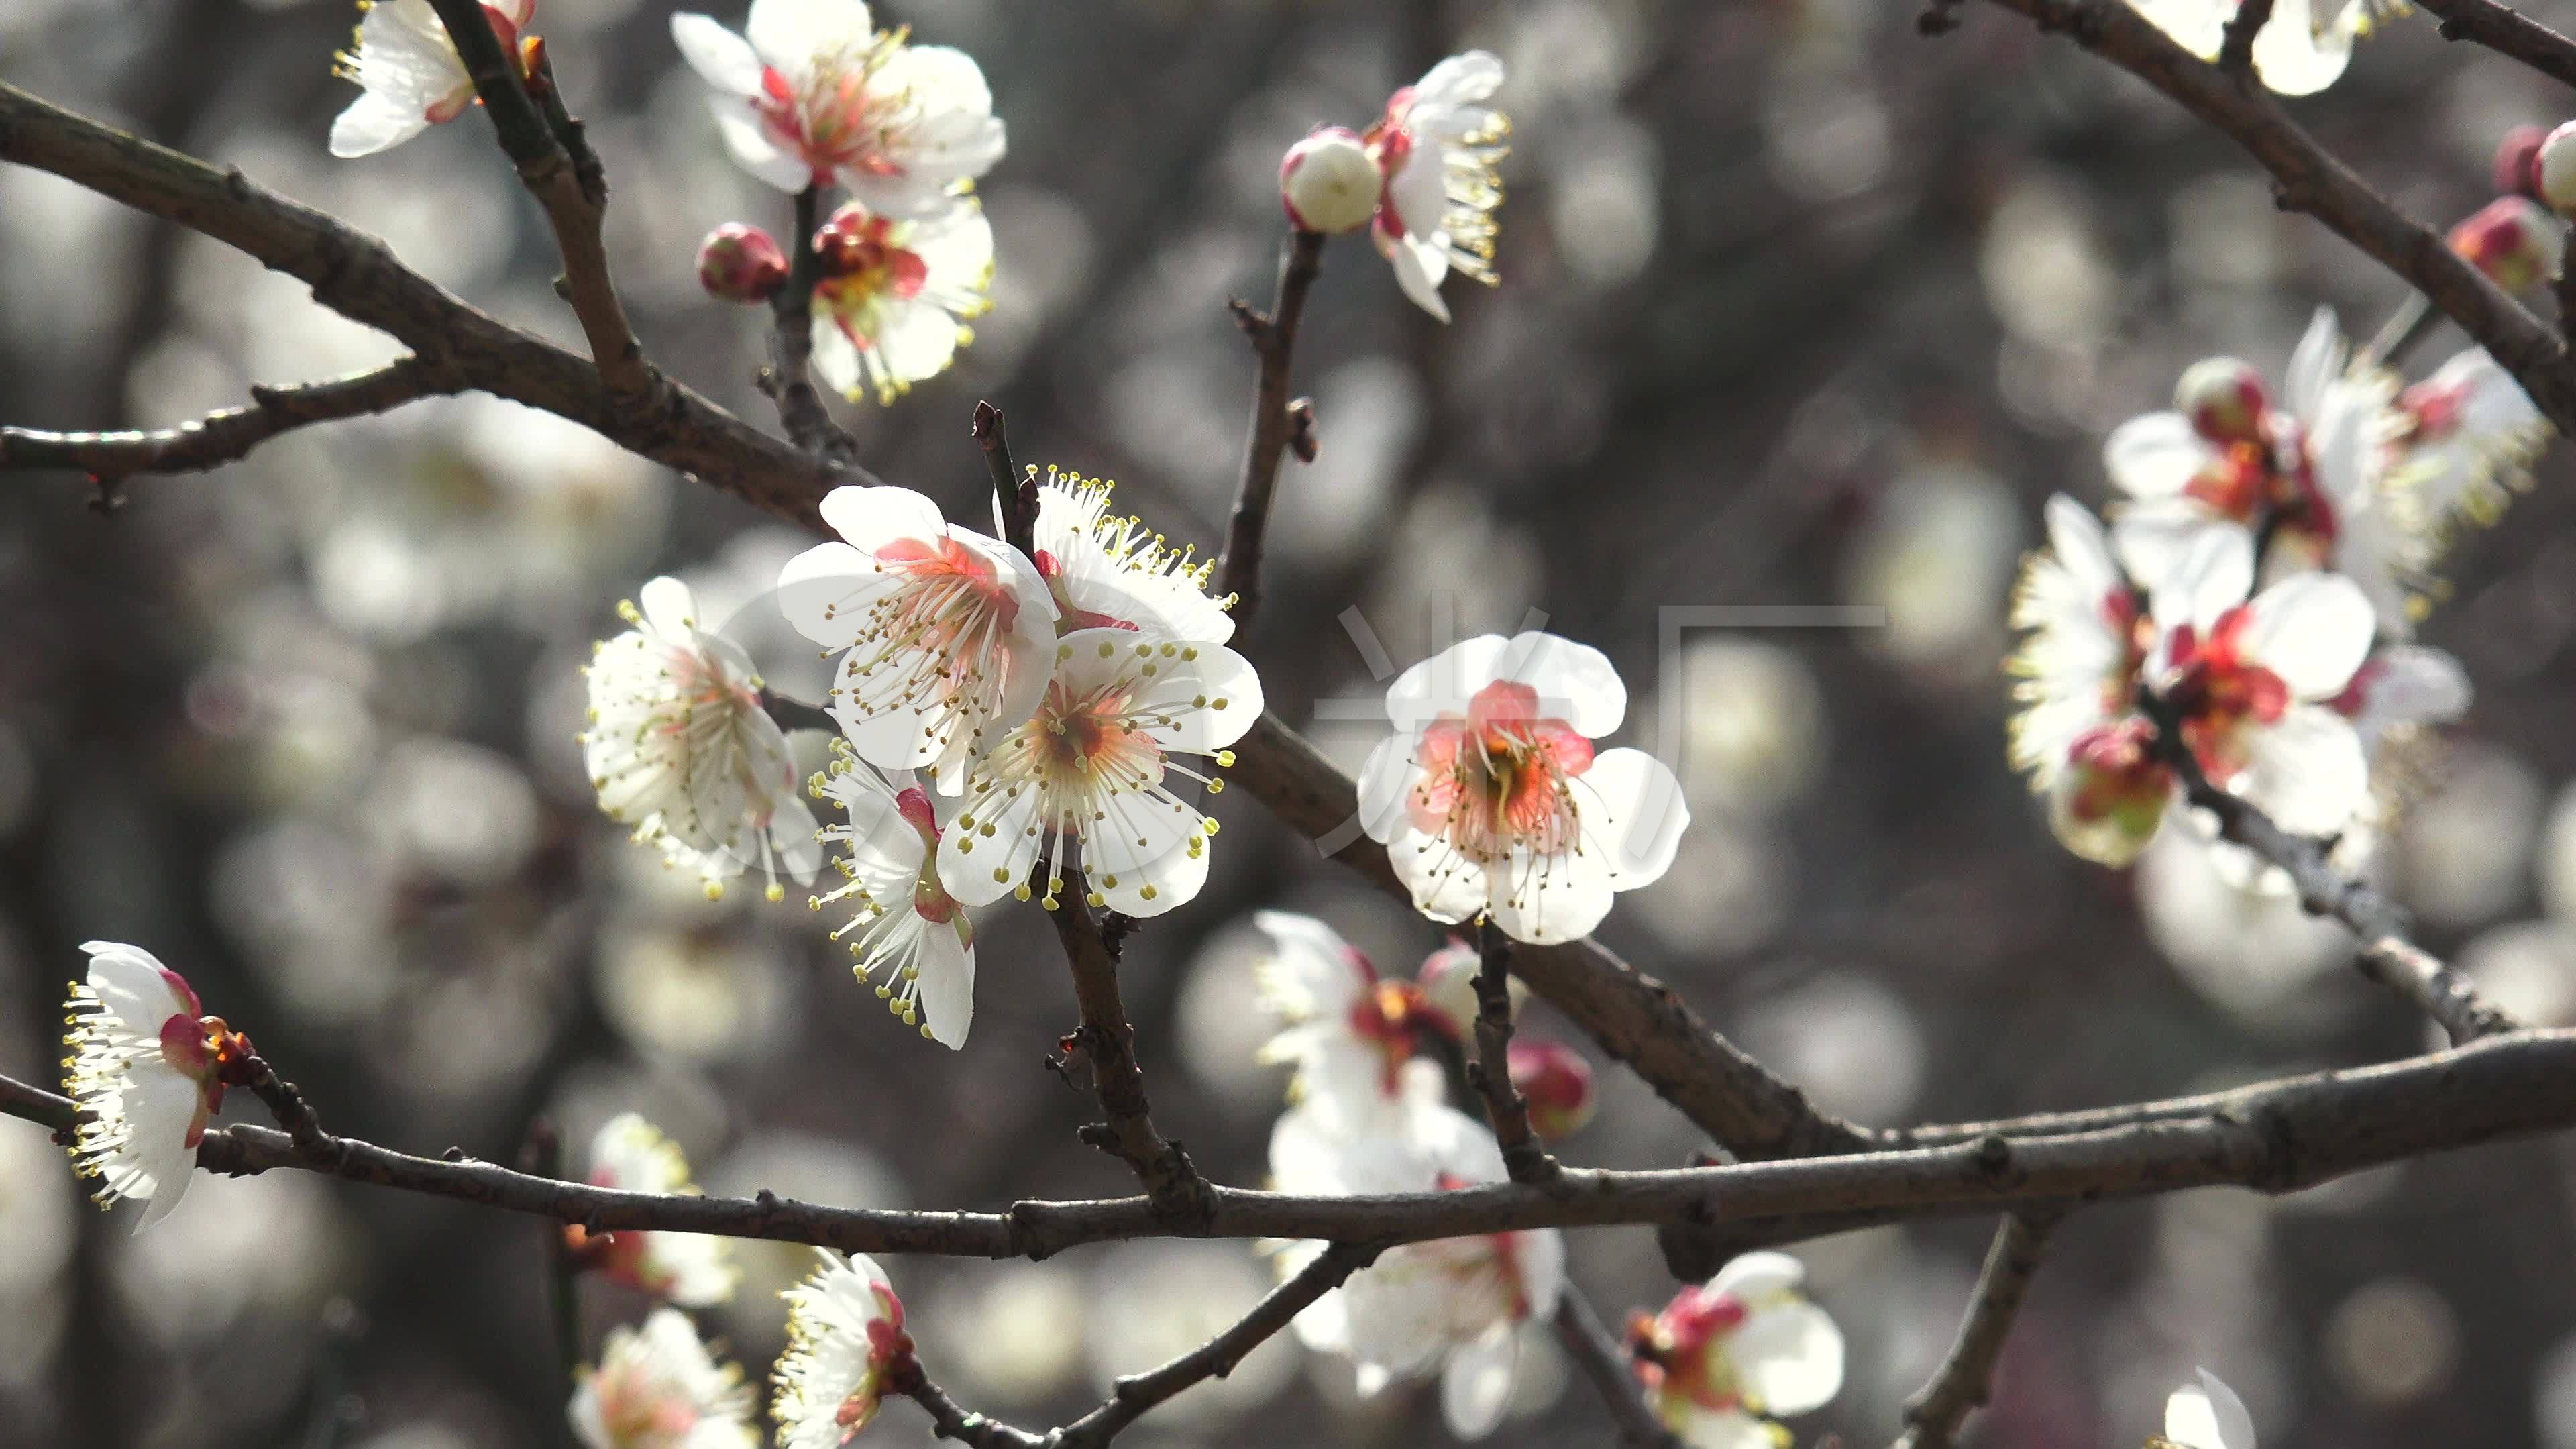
[1364,52,1510,321]
[806,199,996,404]
[62,942,233,1232]
[772,1250,915,1449]
[2008,496,2147,795]
[669,0,1004,211]
[1019,468,1236,641]
[777,485,1057,788]
[1356,631,1687,943]
[1252,910,1466,1126]
[568,1307,759,1449]
[808,745,977,1046]
[2155,1368,2257,1449]
[1275,1103,1565,1440]
[2383,345,2552,546]
[935,629,1261,917]
[1627,1252,1845,1448]
[329,0,539,158]
[2125,0,2399,96]
[564,1114,737,1307]
[582,576,822,902]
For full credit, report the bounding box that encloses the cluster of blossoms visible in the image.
[2008,307,2546,871]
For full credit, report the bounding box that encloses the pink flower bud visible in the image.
[2449,195,2565,292]
[696,223,788,304]
[2538,121,2576,217]
[1507,1038,1596,1140]
[2172,358,2269,445]
[2496,123,2550,199]
[1279,126,1379,235]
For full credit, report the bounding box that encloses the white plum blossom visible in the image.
[669,0,1004,211]
[568,1114,738,1307]
[777,485,1058,788]
[806,198,996,404]
[568,1307,759,1449]
[2384,345,2553,547]
[2007,494,2145,802]
[62,942,229,1232]
[1253,910,1466,1130]
[1628,1252,1845,1448]
[1274,1103,1565,1440]
[329,0,538,158]
[1356,631,1687,943]
[1364,52,1510,321]
[2126,0,2400,95]
[1019,467,1236,642]
[773,1250,913,1449]
[936,629,1261,917]
[582,576,822,902]
[809,745,977,1046]
[2157,1368,2257,1449]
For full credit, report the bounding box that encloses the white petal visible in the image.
[1254,910,1369,1021]
[1385,822,1493,924]
[2165,1368,2258,1449]
[914,921,975,1048]
[1514,1227,1566,1319]
[713,104,814,193]
[1498,631,1625,737]
[1355,735,1415,845]
[2358,646,2471,730]
[2237,706,2369,835]
[1709,1252,1805,1301]
[1412,50,1505,108]
[808,309,861,398]
[817,484,951,553]
[1095,829,1210,916]
[1574,747,1689,889]
[868,297,965,388]
[2152,523,2255,639]
[1678,1407,1784,1449]
[2043,494,2121,600]
[1733,1301,1845,1416]
[1440,1327,1517,1440]
[773,541,883,645]
[2252,0,2354,95]
[2112,506,2220,599]
[1485,845,1615,944]
[329,91,435,158]
[2243,572,2374,699]
[747,0,873,74]
[80,941,194,1035]
[1389,233,1454,321]
[2282,305,2345,423]
[672,13,765,94]
[127,1068,208,1232]
[938,780,1040,906]
[2102,412,2210,498]
[1389,148,1448,247]
[1386,635,1509,729]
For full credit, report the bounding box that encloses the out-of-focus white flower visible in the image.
[669,0,1004,211]
[1275,1104,1564,1440]
[329,0,537,158]
[2384,346,2552,554]
[1628,1252,1845,1448]
[777,485,1057,787]
[567,1115,737,1307]
[2450,197,2565,294]
[568,1307,759,1449]
[1280,127,1380,235]
[2159,1368,2257,1449]
[938,628,1260,916]
[582,576,821,902]
[1356,631,1686,943]
[772,1250,912,1448]
[806,199,995,403]
[1363,52,1510,321]
[1252,910,1466,1128]
[2125,0,2396,95]
[63,942,229,1233]
[1021,467,1234,641]
[810,747,977,1046]
[2008,495,2145,800]
[1503,1039,1595,1140]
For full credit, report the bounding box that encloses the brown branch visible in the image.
[1892,1212,2061,1449]
[894,1373,1049,1449]
[229,1049,346,1167]
[1467,923,1560,1183]
[763,186,860,462]
[1046,883,1213,1226]
[2216,0,2273,73]
[1214,228,1326,630]
[1555,1291,1683,1449]
[974,400,1037,559]
[0,358,454,480]
[2412,0,2576,90]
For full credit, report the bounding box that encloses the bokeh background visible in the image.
[5,0,2576,1444]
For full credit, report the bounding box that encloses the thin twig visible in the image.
[2216,0,2275,73]
[1468,922,1559,1183]
[1892,1212,2062,1449]
[894,1373,1049,1448]
[764,186,861,462]
[1046,881,1213,1226]
[2411,0,2576,89]
[230,1049,345,1167]
[518,1118,584,1395]
[1554,1291,1683,1449]
[1214,228,1326,631]
[974,400,1036,559]
[0,358,454,480]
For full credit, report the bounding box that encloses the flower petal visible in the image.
[1575,747,1689,889]
[1439,1326,1517,1441]
[2237,706,2368,836]
[747,0,873,74]
[2243,572,2374,700]
[329,91,435,158]
[914,921,975,1048]
[1497,631,1625,737]
[671,13,765,94]
[1733,1300,1845,1417]
[2165,1368,2258,1449]
[2102,411,2210,498]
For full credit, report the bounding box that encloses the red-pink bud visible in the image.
[1279,126,1378,235]
[696,223,788,304]
[1507,1038,1597,1141]
[2496,124,2550,200]
[2449,195,2565,292]
[2172,358,2269,445]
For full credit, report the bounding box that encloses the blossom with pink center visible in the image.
[1018,468,1236,642]
[1363,52,1509,321]
[805,199,995,404]
[669,0,1004,212]
[776,485,1058,789]
[809,745,977,1046]
[1356,631,1686,944]
[1252,910,1466,1128]
[2124,0,2400,95]
[1505,1039,1595,1140]
[1273,1102,1564,1440]
[582,576,821,902]
[568,1307,757,1449]
[935,628,1260,917]
[2008,495,2147,796]
[564,1114,737,1307]
[1627,1252,1844,1448]
[2382,345,2552,555]
[2159,1368,2257,1449]
[771,1250,914,1449]
[329,0,540,158]
[62,942,229,1232]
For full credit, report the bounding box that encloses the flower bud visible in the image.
[2046,718,2172,867]
[2538,121,2576,216]
[1279,126,1379,235]
[2172,358,2269,445]
[1414,938,1497,1032]
[2448,195,2565,291]
[1507,1038,1596,1141]
[696,223,788,304]
[2495,123,2549,199]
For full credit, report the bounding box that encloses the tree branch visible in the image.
[1892,1211,2061,1449]
[895,1374,1049,1449]
[2216,0,2274,74]
[974,400,1036,559]
[0,358,455,480]
[1046,883,1213,1226]
[763,186,861,462]
[1467,923,1559,1183]
[1214,229,1326,631]
[1555,1291,1682,1449]
[2411,0,2576,90]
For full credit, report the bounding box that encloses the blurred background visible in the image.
[5,0,2576,1444]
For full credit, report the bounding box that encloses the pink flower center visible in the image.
[1408,680,1596,863]
[2162,607,2290,783]
[1345,977,1451,1095]
[596,1362,702,1441]
[755,57,911,186]
[1363,89,1419,239]
[2062,717,2174,827]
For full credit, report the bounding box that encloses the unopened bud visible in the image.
[2173,357,2269,445]
[1279,126,1379,235]
[1507,1038,1597,1141]
[2448,195,2565,291]
[696,223,788,304]
[1413,938,1487,1034]
[2538,121,2576,216]
[2496,123,2549,199]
